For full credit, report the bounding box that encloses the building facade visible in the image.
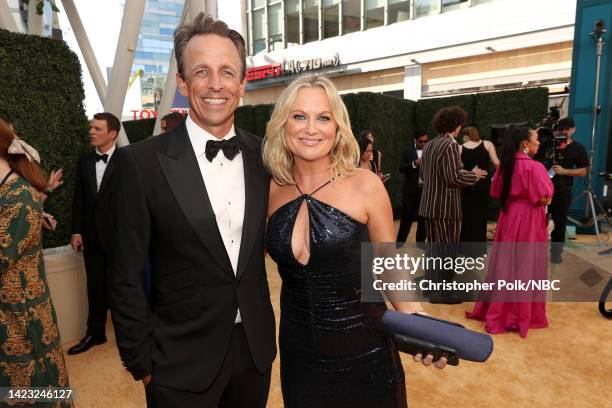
[242,0,575,112]
[131,0,185,113]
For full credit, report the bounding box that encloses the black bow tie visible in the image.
[205,137,241,162]
[95,153,108,163]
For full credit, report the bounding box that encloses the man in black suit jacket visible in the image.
[419,107,486,303]
[109,14,276,408]
[396,130,428,245]
[69,112,120,354]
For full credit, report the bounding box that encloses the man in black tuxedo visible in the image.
[396,130,428,246]
[69,112,120,354]
[109,14,276,408]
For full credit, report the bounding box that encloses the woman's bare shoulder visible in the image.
[346,168,384,195]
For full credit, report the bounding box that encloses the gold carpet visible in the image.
[63,233,612,407]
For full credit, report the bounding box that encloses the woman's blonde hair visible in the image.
[262,75,360,185]
[461,126,480,142]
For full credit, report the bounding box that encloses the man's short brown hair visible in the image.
[432,106,468,135]
[174,13,247,80]
[93,112,121,134]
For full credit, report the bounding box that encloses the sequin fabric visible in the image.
[266,193,407,408]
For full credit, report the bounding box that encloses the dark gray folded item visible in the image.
[382,310,494,362]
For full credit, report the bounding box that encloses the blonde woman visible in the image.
[263,76,444,408]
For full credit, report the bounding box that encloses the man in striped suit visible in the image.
[419,107,487,303]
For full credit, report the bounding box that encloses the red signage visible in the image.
[129,108,188,120]
[246,64,282,82]
[247,53,341,82]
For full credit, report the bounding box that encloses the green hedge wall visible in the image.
[413,88,549,141]
[414,94,476,135]
[473,88,549,140]
[341,92,415,210]
[0,29,90,248]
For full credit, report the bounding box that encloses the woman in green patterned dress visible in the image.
[0,118,72,407]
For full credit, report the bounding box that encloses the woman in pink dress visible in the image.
[466,125,553,338]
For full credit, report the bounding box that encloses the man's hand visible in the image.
[142,374,152,388]
[552,165,565,175]
[414,158,422,166]
[70,234,84,251]
[473,168,488,179]
[414,353,448,369]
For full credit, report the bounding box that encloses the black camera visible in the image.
[534,106,565,169]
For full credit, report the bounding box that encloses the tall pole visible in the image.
[104,0,146,147]
[0,0,19,32]
[27,0,43,35]
[152,3,190,136]
[60,0,108,104]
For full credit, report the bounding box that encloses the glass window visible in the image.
[268,3,282,36]
[342,0,361,35]
[472,0,496,4]
[251,0,265,9]
[269,34,283,50]
[251,8,266,54]
[442,0,468,11]
[135,51,154,60]
[252,8,265,40]
[365,0,384,30]
[415,0,440,18]
[303,0,319,43]
[286,0,300,45]
[253,39,266,54]
[144,64,158,73]
[388,0,411,24]
[323,0,339,39]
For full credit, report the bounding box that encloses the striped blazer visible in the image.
[418,134,479,219]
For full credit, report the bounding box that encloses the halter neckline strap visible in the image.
[295,178,333,196]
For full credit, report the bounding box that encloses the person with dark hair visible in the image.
[459,127,500,255]
[548,117,587,263]
[467,125,553,338]
[419,107,487,303]
[396,129,428,246]
[68,111,120,355]
[0,119,72,406]
[358,137,376,172]
[109,13,275,408]
[360,129,382,174]
[161,111,184,133]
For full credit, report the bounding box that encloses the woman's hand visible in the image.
[47,169,64,191]
[42,211,57,230]
[539,196,552,206]
[414,353,448,369]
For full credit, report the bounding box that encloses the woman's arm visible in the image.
[361,170,424,314]
[484,141,500,168]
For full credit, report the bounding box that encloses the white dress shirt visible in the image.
[186,115,245,323]
[95,143,116,191]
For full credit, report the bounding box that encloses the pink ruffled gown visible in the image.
[466,152,554,338]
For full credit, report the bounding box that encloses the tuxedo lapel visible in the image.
[98,152,117,194]
[156,124,234,275]
[87,152,97,196]
[235,130,266,280]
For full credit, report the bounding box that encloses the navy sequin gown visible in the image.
[265,183,407,408]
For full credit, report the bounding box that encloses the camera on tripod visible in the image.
[534,105,566,169]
